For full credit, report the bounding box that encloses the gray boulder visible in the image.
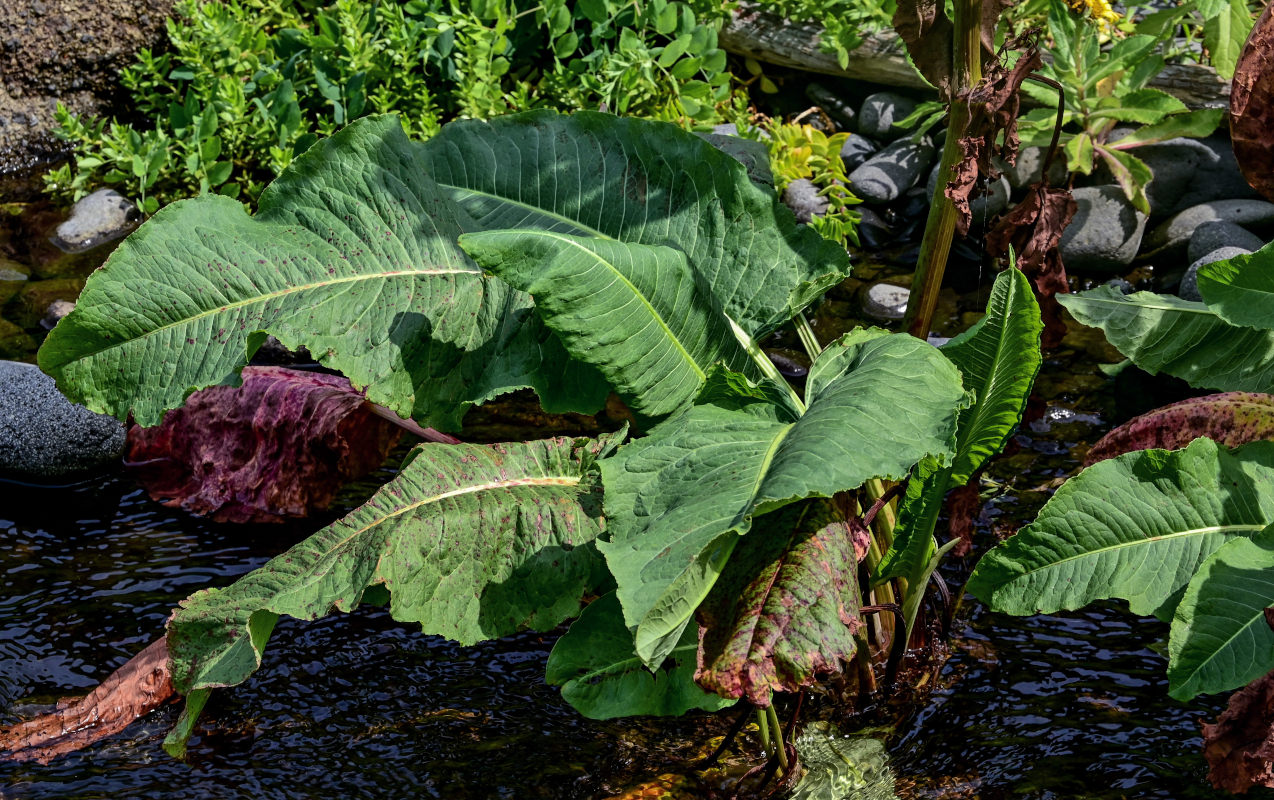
[1187,220,1267,263]
[1003,145,1068,190]
[50,189,142,254]
[1093,138,1215,218]
[1180,246,1253,302]
[857,92,920,141]
[1157,134,1261,216]
[0,360,126,478]
[848,137,936,204]
[840,135,878,172]
[783,178,829,223]
[1059,185,1149,274]
[1142,199,1274,258]
[698,132,774,188]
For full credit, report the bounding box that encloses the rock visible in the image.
[806,83,856,131]
[1003,145,1068,190]
[12,277,84,329]
[848,137,935,204]
[1094,138,1216,218]
[840,135,878,172]
[0,319,34,360]
[40,298,75,330]
[925,166,1010,223]
[1179,246,1253,301]
[1157,134,1262,216]
[1142,199,1274,258]
[49,189,141,254]
[782,178,829,223]
[1187,220,1267,263]
[0,257,30,305]
[0,360,126,477]
[857,92,920,141]
[0,0,175,200]
[856,207,894,249]
[1105,277,1136,295]
[1059,185,1149,274]
[859,283,910,321]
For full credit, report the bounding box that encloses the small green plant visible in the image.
[45,0,743,210]
[762,120,863,247]
[34,111,1040,781]
[754,0,897,69]
[1017,0,1227,212]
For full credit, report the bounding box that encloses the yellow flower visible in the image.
[1071,0,1122,29]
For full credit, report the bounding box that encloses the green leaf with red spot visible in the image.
[1086,392,1274,465]
[695,498,863,705]
[167,431,622,695]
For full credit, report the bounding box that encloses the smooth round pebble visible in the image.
[782,178,829,223]
[860,283,910,321]
[1187,220,1267,263]
[50,188,141,254]
[1143,199,1274,257]
[848,137,935,204]
[1059,185,1148,274]
[857,92,920,140]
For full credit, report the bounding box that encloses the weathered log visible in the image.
[720,5,1231,110]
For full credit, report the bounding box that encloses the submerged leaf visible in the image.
[790,722,898,800]
[126,366,404,523]
[968,438,1274,621]
[1060,287,1274,392]
[1169,524,1274,699]
[460,231,753,418]
[1086,392,1274,466]
[0,637,173,764]
[168,433,620,694]
[39,115,606,430]
[695,499,862,706]
[1202,670,1274,792]
[599,330,965,665]
[1229,2,1274,201]
[545,592,733,719]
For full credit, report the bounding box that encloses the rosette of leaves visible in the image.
[1017,0,1226,213]
[30,109,985,752]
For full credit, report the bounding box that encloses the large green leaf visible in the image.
[695,499,862,705]
[459,230,753,417]
[1168,523,1274,700]
[1197,243,1274,331]
[968,438,1274,621]
[167,433,619,694]
[39,115,606,429]
[599,329,965,665]
[1059,287,1274,393]
[941,267,1042,485]
[544,591,734,719]
[418,110,852,339]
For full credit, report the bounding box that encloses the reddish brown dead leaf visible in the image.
[126,366,408,523]
[984,181,1076,348]
[949,44,1043,236]
[1085,392,1274,466]
[0,637,174,764]
[944,482,982,556]
[1231,3,1274,202]
[695,499,862,706]
[893,0,955,97]
[1203,669,1274,793]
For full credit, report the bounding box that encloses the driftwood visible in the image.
[720,5,1231,110]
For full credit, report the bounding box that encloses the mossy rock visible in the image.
[8,278,85,329]
[0,258,31,306]
[0,319,35,360]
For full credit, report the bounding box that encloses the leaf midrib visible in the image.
[1011,522,1267,580]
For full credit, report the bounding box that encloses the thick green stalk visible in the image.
[766,702,789,773]
[904,0,984,339]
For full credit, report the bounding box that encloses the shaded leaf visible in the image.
[1231,2,1274,202]
[126,366,405,523]
[0,637,174,764]
[1059,287,1274,393]
[1086,392,1274,466]
[1106,108,1226,149]
[459,231,752,418]
[985,184,1076,348]
[1197,243,1274,330]
[968,438,1274,621]
[1169,524,1274,699]
[545,592,734,719]
[168,433,620,694]
[418,110,851,340]
[1202,670,1274,792]
[695,499,862,706]
[599,330,965,665]
[1095,146,1153,214]
[39,115,607,431]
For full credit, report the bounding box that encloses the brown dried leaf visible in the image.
[0,637,174,764]
[126,366,405,523]
[984,182,1077,349]
[893,0,955,97]
[1202,669,1274,793]
[1230,3,1274,202]
[948,45,1043,236]
[1084,392,1274,466]
[944,482,982,557]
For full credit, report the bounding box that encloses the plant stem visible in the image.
[794,311,822,359]
[728,315,807,412]
[766,702,789,773]
[756,705,771,752]
[903,0,984,340]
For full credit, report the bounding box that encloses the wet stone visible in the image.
[0,258,30,305]
[1187,220,1267,263]
[783,178,829,223]
[1179,246,1253,302]
[0,360,126,478]
[848,137,935,204]
[49,188,141,254]
[0,320,34,359]
[40,299,75,330]
[1143,199,1274,258]
[859,283,910,321]
[1059,185,1148,274]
